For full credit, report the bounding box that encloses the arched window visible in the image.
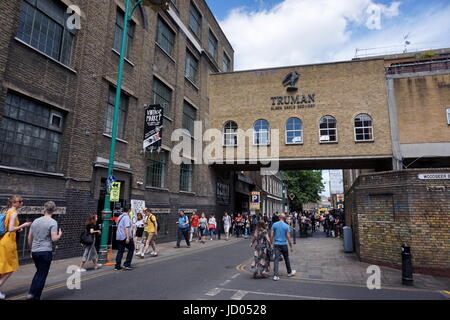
[285,118,303,144]
[223,121,238,146]
[253,119,270,145]
[354,114,373,141]
[319,116,337,143]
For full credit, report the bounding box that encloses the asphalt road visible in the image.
[34,239,447,301]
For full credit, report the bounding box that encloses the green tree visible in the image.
[282,170,325,211]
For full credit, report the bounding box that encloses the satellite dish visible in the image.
[142,0,170,11]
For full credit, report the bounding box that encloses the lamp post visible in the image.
[98,0,170,263]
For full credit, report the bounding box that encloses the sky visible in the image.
[206,0,450,71]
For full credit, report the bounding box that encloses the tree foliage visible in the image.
[282,170,325,211]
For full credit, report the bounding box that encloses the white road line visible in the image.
[231,273,241,279]
[221,288,345,300]
[230,290,248,300]
[220,280,231,286]
[205,288,222,296]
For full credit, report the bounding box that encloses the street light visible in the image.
[98,0,169,263]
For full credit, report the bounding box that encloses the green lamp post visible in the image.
[98,0,170,264]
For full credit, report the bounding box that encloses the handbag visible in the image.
[80,229,94,245]
[208,224,216,230]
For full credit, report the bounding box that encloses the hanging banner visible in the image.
[143,104,164,151]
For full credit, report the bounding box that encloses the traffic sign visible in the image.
[110,182,121,202]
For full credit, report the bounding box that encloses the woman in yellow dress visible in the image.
[0,195,32,300]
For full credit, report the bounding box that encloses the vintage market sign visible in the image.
[418,173,450,180]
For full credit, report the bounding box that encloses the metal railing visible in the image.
[386,58,450,75]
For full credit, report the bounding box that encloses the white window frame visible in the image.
[285,117,303,145]
[447,108,450,125]
[319,115,338,144]
[253,119,270,146]
[354,114,374,142]
[223,121,238,146]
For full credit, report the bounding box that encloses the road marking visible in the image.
[231,273,241,279]
[230,290,248,300]
[220,280,231,286]
[7,239,246,300]
[206,288,222,296]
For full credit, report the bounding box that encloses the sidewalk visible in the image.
[245,229,450,291]
[2,236,243,300]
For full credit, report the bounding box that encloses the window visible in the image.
[223,121,238,146]
[286,118,303,144]
[0,92,64,172]
[156,17,175,56]
[354,114,374,142]
[223,53,231,72]
[113,8,135,58]
[208,30,218,61]
[105,86,129,140]
[319,116,337,143]
[180,163,193,192]
[189,3,202,37]
[253,120,270,145]
[146,152,166,188]
[447,108,450,125]
[185,50,198,84]
[16,0,75,66]
[182,101,197,136]
[152,77,172,115]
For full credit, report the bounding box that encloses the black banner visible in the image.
[143,104,164,151]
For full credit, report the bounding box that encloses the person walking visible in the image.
[133,212,145,256]
[249,221,272,279]
[189,211,200,243]
[198,212,208,244]
[0,195,32,300]
[208,214,217,240]
[175,211,190,248]
[270,212,296,281]
[244,215,251,238]
[78,214,102,272]
[234,213,243,238]
[139,208,158,257]
[114,208,134,271]
[26,201,62,300]
[222,212,231,240]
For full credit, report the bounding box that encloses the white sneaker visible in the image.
[94,264,103,270]
[273,276,280,281]
[288,270,297,277]
[0,292,5,300]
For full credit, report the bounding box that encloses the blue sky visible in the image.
[205,0,450,70]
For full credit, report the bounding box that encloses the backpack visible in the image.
[80,229,94,245]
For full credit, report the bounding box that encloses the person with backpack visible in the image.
[0,195,32,300]
[175,210,190,248]
[138,208,158,258]
[78,213,102,272]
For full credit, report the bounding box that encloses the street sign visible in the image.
[249,192,260,210]
[110,182,121,202]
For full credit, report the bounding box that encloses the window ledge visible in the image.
[146,186,169,192]
[14,37,77,74]
[179,191,196,196]
[103,133,129,144]
[319,141,339,144]
[0,165,64,178]
[185,77,200,91]
[286,142,304,146]
[155,42,176,63]
[112,49,135,67]
[355,140,375,143]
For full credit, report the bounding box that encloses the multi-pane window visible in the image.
[223,121,238,146]
[447,108,450,125]
[180,163,193,192]
[354,114,374,142]
[286,118,303,144]
[105,87,128,140]
[254,120,270,145]
[113,8,135,58]
[152,77,172,115]
[319,116,337,143]
[146,152,166,188]
[189,3,202,37]
[223,53,231,72]
[0,92,64,172]
[16,0,75,66]
[156,17,175,56]
[182,102,197,135]
[208,30,218,61]
[185,50,199,84]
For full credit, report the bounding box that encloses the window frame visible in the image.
[223,121,238,147]
[354,113,374,142]
[156,16,176,57]
[182,101,197,136]
[208,29,218,61]
[152,77,172,116]
[285,117,303,145]
[105,86,129,140]
[185,49,199,85]
[180,162,193,192]
[188,2,202,38]
[253,119,270,146]
[113,7,136,59]
[319,115,338,144]
[447,108,450,125]
[146,151,167,188]
[223,51,231,72]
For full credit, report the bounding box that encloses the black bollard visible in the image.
[401,243,413,286]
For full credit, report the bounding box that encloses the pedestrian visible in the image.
[199,212,208,244]
[244,215,251,238]
[26,201,62,300]
[114,207,134,271]
[133,212,145,256]
[334,215,341,238]
[138,208,158,257]
[234,213,243,238]
[208,214,217,240]
[222,212,231,240]
[249,221,272,279]
[175,211,190,248]
[270,212,296,281]
[189,211,200,242]
[78,213,102,272]
[0,195,32,300]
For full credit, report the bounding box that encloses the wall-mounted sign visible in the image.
[283,71,300,92]
[271,72,316,111]
[418,173,450,180]
[250,191,261,210]
[143,104,164,151]
[110,182,121,202]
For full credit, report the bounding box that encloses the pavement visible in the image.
[2,229,449,300]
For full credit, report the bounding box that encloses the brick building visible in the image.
[0,0,234,261]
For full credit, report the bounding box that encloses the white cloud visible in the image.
[219,0,450,70]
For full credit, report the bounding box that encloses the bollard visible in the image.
[401,243,413,286]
